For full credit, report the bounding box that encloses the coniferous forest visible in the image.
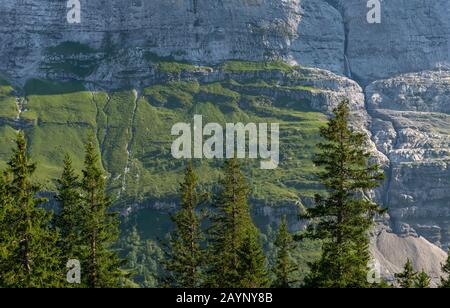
[1,100,449,289]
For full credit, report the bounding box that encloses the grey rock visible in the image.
[366,70,450,248]
[370,227,447,287]
[0,0,345,85]
[333,0,450,84]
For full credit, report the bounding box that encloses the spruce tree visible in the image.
[238,231,270,288]
[272,216,297,288]
[414,270,430,288]
[80,135,124,288]
[0,131,61,287]
[165,163,205,288]
[302,100,385,288]
[208,158,269,288]
[439,254,450,288]
[395,259,417,288]
[55,154,82,269]
[0,174,13,287]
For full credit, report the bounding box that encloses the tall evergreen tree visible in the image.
[439,254,450,288]
[395,259,417,288]
[0,173,13,287]
[80,135,124,288]
[0,131,61,287]
[302,100,385,288]
[208,158,269,288]
[164,163,205,288]
[55,154,82,268]
[414,270,430,288]
[272,216,297,288]
[238,231,270,288]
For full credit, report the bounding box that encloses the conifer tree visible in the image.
[0,131,61,287]
[302,100,385,288]
[414,270,430,288]
[208,158,269,288]
[55,154,82,268]
[238,231,270,288]
[272,216,297,288]
[164,163,205,288]
[0,174,13,287]
[439,254,450,288]
[80,135,124,288]
[395,259,417,288]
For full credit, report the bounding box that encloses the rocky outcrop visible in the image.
[370,227,447,287]
[0,0,345,85]
[366,70,450,249]
[333,0,450,84]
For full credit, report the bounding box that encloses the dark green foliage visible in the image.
[376,280,393,288]
[208,158,269,288]
[439,254,450,288]
[0,131,61,287]
[272,217,298,288]
[164,163,205,288]
[301,100,385,288]
[79,135,125,288]
[414,270,430,288]
[119,226,164,288]
[395,259,417,288]
[238,231,270,288]
[0,172,13,286]
[55,154,83,269]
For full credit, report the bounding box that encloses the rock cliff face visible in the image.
[2,0,449,85]
[367,71,450,249]
[0,0,345,85]
[329,0,450,83]
[0,0,449,275]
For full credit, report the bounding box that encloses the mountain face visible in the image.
[0,0,449,256]
[0,0,345,85]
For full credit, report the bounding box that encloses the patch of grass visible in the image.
[26,91,97,126]
[99,90,137,180]
[0,83,17,119]
[144,51,211,74]
[144,81,199,108]
[0,125,17,168]
[157,62,203,74]
[200,83,240,100]
[221,60,294,73]
[291,85,321,93]
[0,73,327,208]
[26,124,96,190]
[121,80,326,206]
[24,79,86,96]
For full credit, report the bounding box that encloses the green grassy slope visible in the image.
[0,63,327,208]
